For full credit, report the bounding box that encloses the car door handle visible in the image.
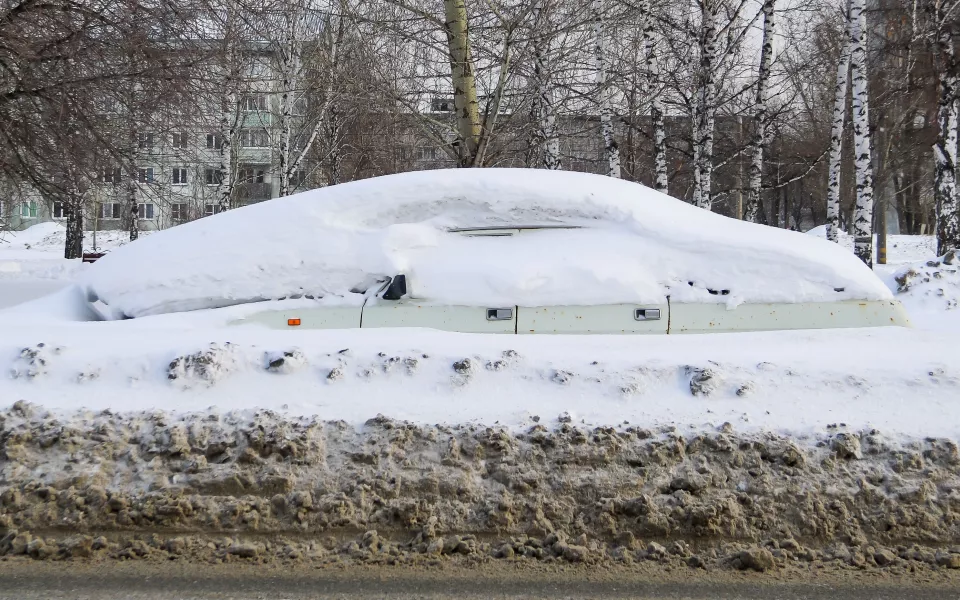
[487,308,514,321]
[635,308,661,321]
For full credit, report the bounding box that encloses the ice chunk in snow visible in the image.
[80,169,891,318]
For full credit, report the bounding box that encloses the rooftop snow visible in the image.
[80,169,892,318]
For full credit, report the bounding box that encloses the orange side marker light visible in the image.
[287,318,301,327]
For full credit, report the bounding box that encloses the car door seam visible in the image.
[666,296,672,334]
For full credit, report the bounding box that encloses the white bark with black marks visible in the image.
[935,6,959,255]
[743,0,776,222]
[641,0,667,192]
[531,2,560,170]
[692,0,719,209]
[126,127,139,242]
[277,12,302,198]
[849,0,875,266]
[443,0,482,166]
[826,0,852,243]
[593,0,620,178]
[217,86,237,211]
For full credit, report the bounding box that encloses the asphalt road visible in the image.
[1,563,959,600]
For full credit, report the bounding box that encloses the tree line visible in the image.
[0,0,957,263]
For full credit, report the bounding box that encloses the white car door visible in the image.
[361,302,517,333]
[516,304,668,334]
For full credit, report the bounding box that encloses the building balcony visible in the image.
[236,182,273,203]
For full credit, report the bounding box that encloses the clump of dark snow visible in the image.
[9,343,60,380]
[264,349,307,374]
[688,366,723,397]
[895,253,960,310]
[167,343,240,386]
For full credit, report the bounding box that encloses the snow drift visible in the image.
[80,169,892,318]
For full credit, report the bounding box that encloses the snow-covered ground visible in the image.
[1,214,958,440]
[0,223,147,309]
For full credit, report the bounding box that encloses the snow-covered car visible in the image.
[81,169,910,334]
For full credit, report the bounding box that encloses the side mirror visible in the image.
[381,274,407,300]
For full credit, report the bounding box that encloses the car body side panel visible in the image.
[229,307,362,329]
[360,303,517,333]
[517,304,669,334]
[668,300,911,333]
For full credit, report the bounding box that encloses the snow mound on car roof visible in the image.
[80,169,892,318]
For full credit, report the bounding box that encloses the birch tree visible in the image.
[444,0,483,166]
[934,1,959,254]
[530,0,561,170]
[215,0,243,211]
[743,0,776,222]
[825,0,852,243]
[849,0,874,266]
[691,0,719,208]
[276,9,305,197]
[593,0,620,178]
[276,9,346,195]
[641,0,667,193]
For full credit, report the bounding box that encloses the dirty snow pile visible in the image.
[888,251,960,330]
[80,170,890,318]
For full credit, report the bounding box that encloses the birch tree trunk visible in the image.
[825,0,853,243]
[593,0,620,178]
[216,3,240,211]
[641,0,667,192]
[217,85,237,211]
[285,13,342,189]
[743,0,776,222]
[64,193,84,259]
[443,0,482,167]
[849,0,875,266]
[934,7,959,255]
[531,2,560,170]
[277,13,301,198]
[126,125,139,241]
[127,174,139,240]
[692,0,719,209]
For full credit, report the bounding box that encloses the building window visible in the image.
[101,168,122,184]
[101,203,122,219]
[431,97,453,112]
[138,167,154,183]
[138,203,155,220]
[137,132,154,149]
[418,146,438,161]
[239,167,266,183]
[53,201,66,219]
[20,201,38,218]
[172,167,188,185]
[172,132,188,149]
[242,94,267,112]
[171,203,188,222]
[204,168,222,185]
[206,133,222,150]
[291,170,306,187]
[240,129,269,148]
[204,204,224,217]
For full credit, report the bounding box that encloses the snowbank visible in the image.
[1,315,958,437]
[80,170,891,318]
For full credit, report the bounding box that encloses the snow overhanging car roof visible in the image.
[80,169,892,318]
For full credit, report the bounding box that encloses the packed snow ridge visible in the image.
[79,169,891,318]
